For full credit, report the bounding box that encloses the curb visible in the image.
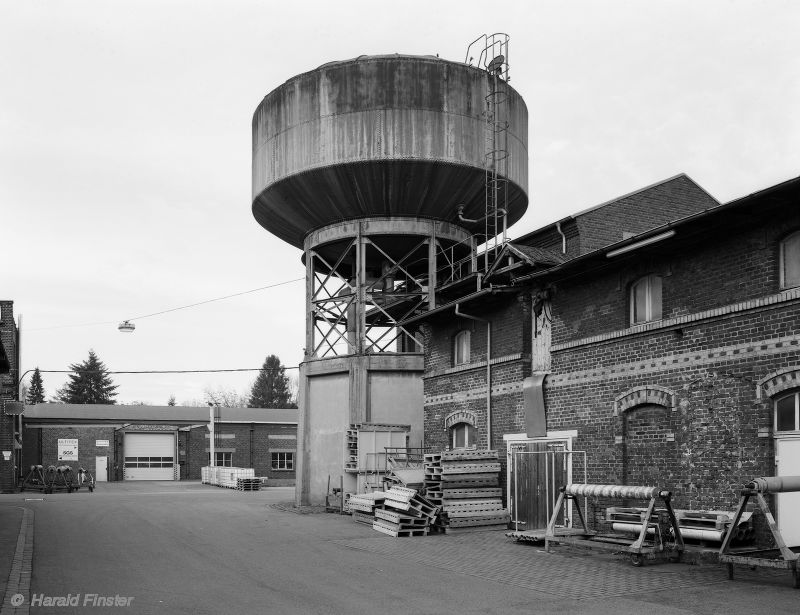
[0,508,33,615]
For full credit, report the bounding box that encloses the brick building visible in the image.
[1,300,22,493]
[21,404,297,484]
[405,174,800,543]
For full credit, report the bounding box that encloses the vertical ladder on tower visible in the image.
[466,33,511,274]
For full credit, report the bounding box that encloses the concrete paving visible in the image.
[1,481,798,614]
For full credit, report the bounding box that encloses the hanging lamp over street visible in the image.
[118,320,135,333]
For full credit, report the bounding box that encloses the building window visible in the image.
[780,231,800,289]
[271,452,294,470]
[207,452,232,467]
[775,391,800,432]
[450,422,476,449]
[453,330,470,365]
[124,456,174,468]
[630,274,662,324]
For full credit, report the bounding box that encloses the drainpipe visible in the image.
[555,221,567,254]
[454,304,492,449]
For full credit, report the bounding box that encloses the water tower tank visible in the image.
[252,54,528,248]
[251,53,528,506]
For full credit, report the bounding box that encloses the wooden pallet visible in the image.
[447,510,510,528]
[440,450,499,461]
[443,499,504,513]
[352,510,375,525]
[440,462,502,474]
[441,488,502,499]
[375,509,429,527]
[372,519,429,537]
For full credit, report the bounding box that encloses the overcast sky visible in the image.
[2,0,798,405]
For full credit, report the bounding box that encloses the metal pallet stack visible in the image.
[347,491,387,525]
[425,450,509,533]
[372,487,440,537]
[235,478,261,491]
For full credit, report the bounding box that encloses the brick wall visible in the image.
[0,300,18,492]
[33,426,118,480]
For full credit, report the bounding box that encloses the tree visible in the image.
[204,386,248,408]
[167,395,176,406]
[25,368,46,404]
[248,355,295,408]
[57,350,118,404]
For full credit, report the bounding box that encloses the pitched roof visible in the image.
[514,174,720,257]
[22,404,298,425]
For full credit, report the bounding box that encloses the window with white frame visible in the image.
[450,422,476,449]
[775,391,800,432]
[630,274,663,325]
[780,231,800,289]
[453,330,470,365]
[208,452,232,467]
[271,452,294,470]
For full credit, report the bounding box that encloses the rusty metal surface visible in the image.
[563,484,664,500]
[252,55,529,248]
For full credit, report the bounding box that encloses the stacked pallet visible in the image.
[347,491,387,526]
[425,451,509,533]
[235,478,261,491]
[372,486,440,537]
[345,427,359,472]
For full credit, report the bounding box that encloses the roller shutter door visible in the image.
[124,433,176,480]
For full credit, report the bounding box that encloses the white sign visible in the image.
[2,451,10,461]
[57,438,79,461]
[95,440,109,447]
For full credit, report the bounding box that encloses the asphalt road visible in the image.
[2,482,799,614]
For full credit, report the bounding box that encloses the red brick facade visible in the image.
[418,175,800,538]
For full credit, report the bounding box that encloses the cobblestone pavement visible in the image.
[336,530,796,601]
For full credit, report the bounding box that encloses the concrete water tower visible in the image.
[252,40,528,504]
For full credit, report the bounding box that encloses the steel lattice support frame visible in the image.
[303,217,473,359]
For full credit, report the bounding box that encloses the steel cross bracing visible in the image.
[307,234,452,358]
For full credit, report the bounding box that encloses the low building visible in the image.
[21,404,298,485]
[408,174,800,544]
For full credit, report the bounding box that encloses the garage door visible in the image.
[124,433,176,480]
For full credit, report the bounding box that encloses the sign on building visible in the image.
[96,440,109,447]
[57,438,78,461]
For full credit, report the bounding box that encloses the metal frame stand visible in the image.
[719,482,800,589]
[545,484,684,566]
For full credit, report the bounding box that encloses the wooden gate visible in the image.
[508,441,585,532]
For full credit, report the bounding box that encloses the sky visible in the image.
[1,0,799,405]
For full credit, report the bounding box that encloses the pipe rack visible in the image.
[545,483,684,566]
[719,475,800,589]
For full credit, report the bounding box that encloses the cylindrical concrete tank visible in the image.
[252,54,529,248]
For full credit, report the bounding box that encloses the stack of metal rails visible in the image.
[424,450,509,533]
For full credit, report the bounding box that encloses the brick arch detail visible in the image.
[444,410,477,430]
[758,366,800,399]
[613,385,677,416]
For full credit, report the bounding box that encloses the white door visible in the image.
[95,456,108,482]
[124,433,176,480]
[776,437,800,547]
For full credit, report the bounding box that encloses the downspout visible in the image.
[555,221,567,254]
[454,304,492,449]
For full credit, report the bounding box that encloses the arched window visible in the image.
[453,330,470,365]
[780,231,800,289]
[775,390,800,432]
[630,274,662,325]
[450,422,476,449]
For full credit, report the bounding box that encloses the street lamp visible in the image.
[118,320,135,333]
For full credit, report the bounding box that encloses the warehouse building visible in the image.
[21,404,297,484]
[408,174,800,544]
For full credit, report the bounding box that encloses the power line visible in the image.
[25,277,304,331]
[125,278,304,322]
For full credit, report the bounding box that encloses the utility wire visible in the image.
[124,278,303,322]
[25,277,304,331]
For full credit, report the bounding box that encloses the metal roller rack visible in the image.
[719,476,800,588]
[545,483,684,566]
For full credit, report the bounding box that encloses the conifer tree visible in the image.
[248,355,295,408]
[26,367,46,404]
[58,350,118,404]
